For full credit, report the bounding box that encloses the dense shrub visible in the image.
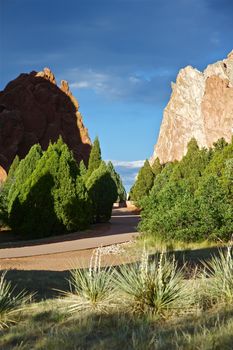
[130,159,155,202]
[139,137,233,242]
[86,162,118,223]
[1,139,92,238]
[86,137,102,178]
[107,161,126,203]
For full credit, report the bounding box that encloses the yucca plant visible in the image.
[115,250,189,316]
[58,249,116,314]
[201,247,233,305]
[0,272,33,329]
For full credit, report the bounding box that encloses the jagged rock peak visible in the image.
[151,50,233,164]
[36,67,57,84]
[60,79,79,111]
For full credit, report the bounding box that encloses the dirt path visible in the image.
[0,208,140,271]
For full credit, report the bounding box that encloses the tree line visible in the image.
[130,137,233,242]
[0,137,126,238]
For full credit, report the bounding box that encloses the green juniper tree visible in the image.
[107,161,126,203]
[5,138,92,238]
[86,137,102,178]
[130,159,154,202]
[79,160,87,177]
[86,162,117,223]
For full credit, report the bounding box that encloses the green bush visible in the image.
[86,162,117,223]
[107,161,126,203]
[2,139,92,238]
[86,137,102,178]
[139,137,233,243]
[130,159,155,202]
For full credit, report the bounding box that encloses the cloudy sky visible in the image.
[1,0,233,191]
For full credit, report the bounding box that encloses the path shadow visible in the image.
[0,209,140,249]
[1,245,227,301]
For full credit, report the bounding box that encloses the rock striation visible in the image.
[0,68,91,181]
[151,50,233,164]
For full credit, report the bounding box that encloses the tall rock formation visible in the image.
[0,68,92,180]
[151,50,233,164]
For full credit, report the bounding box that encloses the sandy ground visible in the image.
[0,207,140,271]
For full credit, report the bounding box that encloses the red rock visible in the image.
[0,68,92,179]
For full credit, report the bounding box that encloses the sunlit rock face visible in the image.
[0,68,92,181]
[151,50,233,164]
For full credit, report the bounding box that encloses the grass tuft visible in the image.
[115,249,190,316]
[57,249,116,314]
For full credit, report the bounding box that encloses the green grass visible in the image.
[0,300,233,349]
[1,248,233,349]
[0,272,33,329]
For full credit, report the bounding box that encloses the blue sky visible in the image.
[0,0,233,191]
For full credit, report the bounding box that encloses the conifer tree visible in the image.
[86,162,117,222]
[7,155,20,179]
[79,160,87,177]
[86,137,102,177]
[107,161,126,202]
[7,139,92,237]
[130,159,154,202]
[7,144,43,213]
[151,157,163,177]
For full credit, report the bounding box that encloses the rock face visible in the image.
[0,68,92,180]
[151,50,233,164]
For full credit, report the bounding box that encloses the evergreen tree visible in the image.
[7,139,92,237]
[151,157,163,177]
[86,162,117,223]
[7,144,43,215]
[7,155,20,179]
[79,160,87,177]
[107,161,126,203]
[139,137,233,243]
[130,159,154,202]
[86,137,102,177]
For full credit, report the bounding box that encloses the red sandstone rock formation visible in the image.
[151,51,233,164]
[0,68,92,181]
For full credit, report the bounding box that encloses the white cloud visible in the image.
[108,160,145,169]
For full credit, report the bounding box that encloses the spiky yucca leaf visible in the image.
[0,272,33,328]
[115,251,189,316]
[201,247,233,304]
[58,249,116,314]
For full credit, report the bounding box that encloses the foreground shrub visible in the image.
[58,250,116,313]
[0,272,32,329]
[115,251,189,316]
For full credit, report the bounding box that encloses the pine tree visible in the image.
[79,160,87,177]
[86,137,102,177]
[7,144,43,213]
[86,162,117,222]
[151,157,163,177]
[130,159,154,202]
[7,155,20,179]
[107,161,126,203]
[7,139,92,237]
